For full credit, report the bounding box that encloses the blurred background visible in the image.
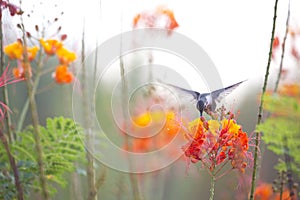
[2,0,300,199]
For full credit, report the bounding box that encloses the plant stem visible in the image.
[274,0,290,93]
[0,128,24,200]
[249,0,279,199]
[120,55,141,200]
[17,23,45,133]
[119,5,141,200]
[0,6,13,142]
[21,24,49,200]
[81,22,97,200]
[209,175,216,200]
[279,171,284,200]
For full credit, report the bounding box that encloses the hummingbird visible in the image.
[165,80,245,116]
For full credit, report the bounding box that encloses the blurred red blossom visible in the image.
[0,0,23,19]
[133,5,179,34]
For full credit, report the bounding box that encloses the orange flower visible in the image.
[133,14,141,27]
[40,39,63,55]
[56,46,77,65]
[12,62,32,79]
[254,183,273,200]
[53,65,74,84]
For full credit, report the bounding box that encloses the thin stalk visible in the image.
[17,27,45,133]
[20,23,49,199]
[81,22,97,200]
[249,0,279,199]
[209,174,216,200]
[274,0,290,93]
[119,5,141,200]
[91,0,108,194]
[279,171,284,200]
[120,56,141,200]
[0,128,24,200]
[0,8,13,142]
[283,136,295,198]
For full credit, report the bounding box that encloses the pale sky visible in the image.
[6,0,300,92]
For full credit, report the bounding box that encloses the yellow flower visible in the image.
[208,120,220,135]
[27,46,39,61]
[134,112,151,127]
[4,41,39,61]
[4,41,23,60]
[222,119,240,136]
[56,46,76,65]
[40,39,63,56]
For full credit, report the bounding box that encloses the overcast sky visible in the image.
[6,0,299,92]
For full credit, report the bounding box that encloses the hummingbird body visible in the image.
[166,80,245,116]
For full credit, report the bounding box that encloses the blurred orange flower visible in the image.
[56,46,77,65]
[254,183,273,200]
[53,65,74,84]
[12,63,32,79]
[130,110,183,153]
[40,39,63,56]
[133,6,179,32]
[254,183,297,200]
[278,83,300,97]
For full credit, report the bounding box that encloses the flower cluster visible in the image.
[4,40,39,78]
[133,6,179,34]
[40,39,76,84]
[182,112,252,174]
[4,38,76,84]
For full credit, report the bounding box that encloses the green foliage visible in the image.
[263,94,300,118]
[0,117,85,199]
[257,94,300,178]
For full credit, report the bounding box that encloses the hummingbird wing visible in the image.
[164,83,200,102]
[165,83,200,100]
[211,80,245,103]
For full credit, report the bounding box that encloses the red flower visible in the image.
[182,111,252,174]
